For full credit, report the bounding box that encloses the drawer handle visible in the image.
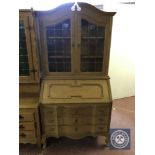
[51,128,55,131]
[49,120,54,123]
[19,125,25,129]
[98,127,104,130]
[20,133,26,137]
[99,110,104,112]
[98,118,103,121]
[70,95,82,98]
[48,111,54,114]
[19,115,24,120]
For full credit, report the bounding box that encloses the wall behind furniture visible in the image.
[109,4,135,99]
[104,2,135,99]
[94,1,135,99]
[19,0,135,99]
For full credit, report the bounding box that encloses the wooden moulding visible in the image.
[19,83,40,94]
[39,79,112,104]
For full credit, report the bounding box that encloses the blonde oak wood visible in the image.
[36,2,115,77]
[19,122,35,131]
[40,79,112,104]
[19,10,40,84]
[19,95,41,147]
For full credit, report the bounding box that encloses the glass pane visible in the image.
[81,19,105,72]
[19,21,30,76]
[46,19,71,72]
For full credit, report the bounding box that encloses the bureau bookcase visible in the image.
[19,2,116,148]
[36,2,116,147]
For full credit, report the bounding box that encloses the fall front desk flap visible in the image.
[40,79,112,104]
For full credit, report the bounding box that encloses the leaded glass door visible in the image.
[38,9,75,76]
[46,19,72,72]
[19,14,35,82]
[76,11,107,75]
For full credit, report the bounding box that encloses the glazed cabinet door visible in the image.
[75,6,113,75]
[37,8,76,76]
[19,11,39,83]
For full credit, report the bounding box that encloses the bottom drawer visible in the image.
[95,125,108,134]
[45,126,57,136]
[59,125,92,135]
[19,131,36,139]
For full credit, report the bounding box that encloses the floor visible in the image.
[19,96,135,155]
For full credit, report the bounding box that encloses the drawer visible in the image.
[59,125,92,135]
[19,113,34,122]
[45,125,57,136]
[44,108,57,117]
[95,116,109,125]
[59,117,92,125]
[59,106,92,116]
[95,106,110,116]
[19,131,36,139]
[95,125,108,134]
[19,122,35,131]
[44,118,57,125]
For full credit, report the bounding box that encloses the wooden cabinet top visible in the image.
[35,2,116,79]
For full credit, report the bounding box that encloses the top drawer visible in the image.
[58,106,93,116]
[19,109,35,122]
[95,105,111,116]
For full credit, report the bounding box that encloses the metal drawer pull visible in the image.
[98,127,104,130]
[19,125,25,129]
[48,111,54,114]
[99,110,104,112]
[20,133,26,137]
[98,118,103,121]
[19,115,24,120]
[50,128,55,131]
[48,120,54,123]
[70,95,82,98]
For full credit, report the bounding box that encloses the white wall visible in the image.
[107,3,135,99]
[19,0,135,99]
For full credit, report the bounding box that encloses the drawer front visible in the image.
[45,117,57,125]
[95,106,110,116]
[95,125,108,134]
[19,131,36,139]
[45,125,57,136]
[19,113,34,122]
[59,125,92,135]
[44,108,57,117]
[59,117,92,125]
[95,116,109,125]
[58,106,92,116]
[19,122,35,131]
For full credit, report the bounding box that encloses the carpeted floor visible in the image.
[19,96,135,155]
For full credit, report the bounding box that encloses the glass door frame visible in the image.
[19,13,35,82]
[75,10,110,76]
[38,10,76,76]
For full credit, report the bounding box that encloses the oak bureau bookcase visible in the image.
[35,2,116,147]
[19,10,41,147]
